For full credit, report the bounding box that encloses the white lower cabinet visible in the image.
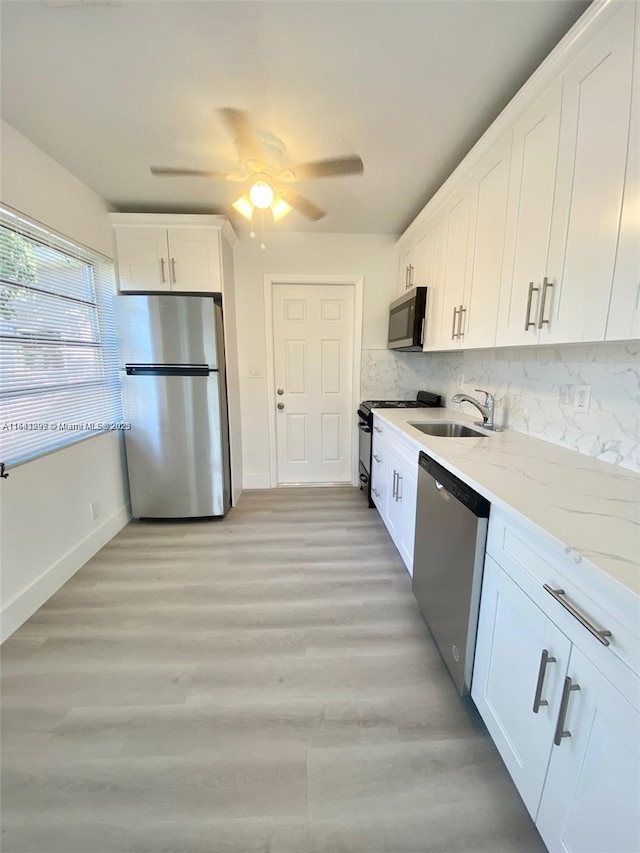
[473,555,572,816]
[372,417,419,575]
[536,645,640,853]
[473,513,640,853]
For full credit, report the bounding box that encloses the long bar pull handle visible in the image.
[452,306,460,340]
[458,304,466,338]
[171,257,177,284]
[543,585,612,646]
[537,276,553,329]
[408,265,414,288]
[524,282,539,331]
[554,676,581,746]
[160,258,167,283]
[396,474,403,502]
[532,649,556,713]
[405,266,409,290]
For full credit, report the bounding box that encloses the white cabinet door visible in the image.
[606,9,640,342]
[398,469,417,575]
[167,228,222,293]
[548,4,635,344]
[397,241,415,295]
[432,184,474,350]
[472,555,571,817]
[536,645,640,853]
[421,212,445,350]
[384,444,404,546]
[463,133,512,349]
[114,227,170,293]
[496,81,562,347]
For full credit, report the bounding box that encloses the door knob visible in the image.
[277,403,285,410]
[277,388,284,395]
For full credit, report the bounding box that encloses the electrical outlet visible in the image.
[457,373,465,391]
[90,500,101,521]
[574,384,591,413]
[249,365,262,379]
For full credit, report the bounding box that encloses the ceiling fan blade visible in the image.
[281,188,326,221]
[217,107,262,163]
[150,166,231,179]
[289,154,364,181]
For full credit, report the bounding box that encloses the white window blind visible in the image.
[0,207,123,470]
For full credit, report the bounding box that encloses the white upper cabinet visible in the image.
[496,81,562,347]
[111,216,233,295]
[430,182,474,350]
[164,229,223,293]
[114,227,171,293]
[400,2,638,352]
[397,240,416,295]
[547,3,635,344]
[461,133,512,350]
[606,9,640,342]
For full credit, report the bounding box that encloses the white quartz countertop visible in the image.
[374,407,640,597]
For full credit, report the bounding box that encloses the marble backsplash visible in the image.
[361,342,640,473]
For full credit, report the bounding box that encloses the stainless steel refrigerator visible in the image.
[116,294,231,519]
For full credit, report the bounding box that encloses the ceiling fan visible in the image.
[150,108,364,223]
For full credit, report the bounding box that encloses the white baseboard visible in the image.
[242,473,272,489]
[1,504,131,643]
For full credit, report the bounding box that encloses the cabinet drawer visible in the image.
[487,510,640,682]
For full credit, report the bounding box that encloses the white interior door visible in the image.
[272,283,355,485]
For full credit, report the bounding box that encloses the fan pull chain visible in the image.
[260,209,266,251]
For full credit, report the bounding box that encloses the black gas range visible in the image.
[357,391,442,507]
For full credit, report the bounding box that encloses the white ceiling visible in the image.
[1,0,590,235]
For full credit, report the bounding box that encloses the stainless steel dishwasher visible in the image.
[412,451,490,695]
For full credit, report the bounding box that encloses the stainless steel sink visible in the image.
[408,421,487,438]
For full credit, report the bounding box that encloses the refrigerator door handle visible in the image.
[125,364,213,377]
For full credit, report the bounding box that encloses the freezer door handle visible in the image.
[125,364,212,377]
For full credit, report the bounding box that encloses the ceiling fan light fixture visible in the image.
[249,180,275,210]
[232,193,254,220]
[271,196,293,222]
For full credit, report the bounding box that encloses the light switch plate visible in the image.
[249,366,262,379]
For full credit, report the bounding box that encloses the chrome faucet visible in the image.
[451,389,502,432]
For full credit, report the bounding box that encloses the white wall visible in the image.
[0,121,130,641]
[234,231,397,486]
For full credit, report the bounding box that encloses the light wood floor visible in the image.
[1,487,545,853]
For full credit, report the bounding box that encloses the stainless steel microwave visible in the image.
[388,286,427,351]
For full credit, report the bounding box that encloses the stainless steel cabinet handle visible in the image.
[458,304,466,338]
[408,265,414,288]
[277,402,284,410]
[405,266,410,290]
[374,425,383,434]
[524,282,539,331]
[554,676,581,746]
[396,474,403,501]
[171,257,177,283]
[452,306,460,340]
[537,276,553,329]
[372,488,380,498]
[392,470,398,499]
[543,585,612,646]
[277,388,284,395]
[373,454,382,463]
[532,649,557,713]
[160,258,167,283]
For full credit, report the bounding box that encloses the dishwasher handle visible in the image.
[419,452,490,518]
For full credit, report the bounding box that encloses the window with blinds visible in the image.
[0,207,123,469]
